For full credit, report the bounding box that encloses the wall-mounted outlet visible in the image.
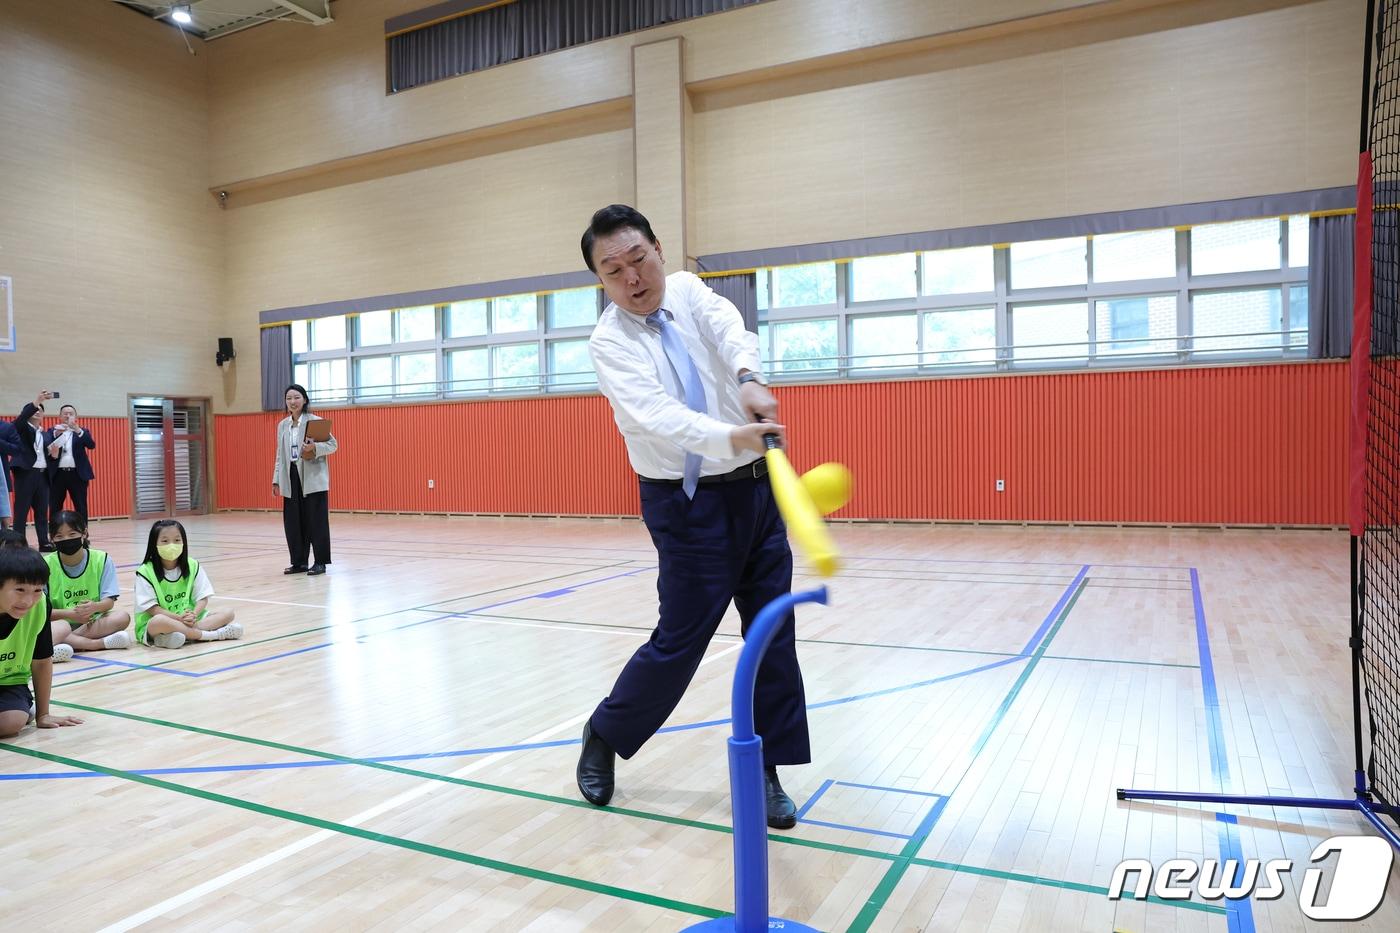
[428,479,435,489]
[995,479,1005,492]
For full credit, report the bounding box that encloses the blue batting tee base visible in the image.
[683,587,829,933]
[684,920,820,931]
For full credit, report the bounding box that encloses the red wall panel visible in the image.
[213,362,1348,526]
[214,396,640,517]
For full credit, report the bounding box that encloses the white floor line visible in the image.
[464,616,654,639]
[214,595,328,609]
[97,640,743,931]
[465,613,745,643]
[112,587,324,610]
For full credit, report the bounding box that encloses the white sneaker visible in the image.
[211,622,243,641]
[52,644,74,663]
[103,631,133,650]
[152,632,186,649]
[27,703,35,724]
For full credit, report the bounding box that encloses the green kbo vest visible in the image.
[0,596,48,686]
[44,548,110,611]
[134,559,201,643]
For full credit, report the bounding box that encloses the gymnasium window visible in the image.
[1010,302,1090,362]
[549,338,596,387]
[290,288,603,403]
[492,343,540,390]
[849,313,919,370]
[760,318,839,375]
[1009,237,1088,289]
[284,216,1312,405]
[922,246,994,296]
[753,215,1307,380]
[1192,289,1288,353]
[1092,230,1176,282]
[770,262,837,308]
[849,254,917,303]
[446,347,489,394]
[549,288,602,329]
[310,315,347,352]
[1288,214,1310,268]
[446,300,488,338]
[1094,296,1177,356]
[1190,219,1281,275]
[922,308,996,366]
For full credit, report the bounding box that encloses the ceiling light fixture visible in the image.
[171,4,192,24]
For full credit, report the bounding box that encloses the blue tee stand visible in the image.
[683,586,827,933]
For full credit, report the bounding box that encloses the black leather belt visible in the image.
[640,458,768,485]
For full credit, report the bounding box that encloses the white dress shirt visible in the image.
[52,428,78,469]
[31,426,44,467]
[589,271,764,480]
[288,418,305,464]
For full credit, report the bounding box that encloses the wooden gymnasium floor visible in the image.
[2,513,1395,932]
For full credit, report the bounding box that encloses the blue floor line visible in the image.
[793,779,835,820]
[9,651,1023,781]
[1019,565,1090,656]
[54,568,653,682]
[53,655,200,677]
[1191,568,1255,933]
[797,818,913,840]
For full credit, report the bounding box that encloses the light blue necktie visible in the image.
[647,309,707,498]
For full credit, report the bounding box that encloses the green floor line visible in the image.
[50,698,896,848]
[44,684,1221,918]
[1040,653,1199,670]
[905,857,1229,916]
[0,743,725,921]
[846,575,1090,933]
[3,727,1225,924]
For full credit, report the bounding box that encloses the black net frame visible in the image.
[1361,0,1400,815]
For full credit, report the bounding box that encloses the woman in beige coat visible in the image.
[273,384,338,576]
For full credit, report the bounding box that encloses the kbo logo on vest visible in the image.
[1108,835,1394,920]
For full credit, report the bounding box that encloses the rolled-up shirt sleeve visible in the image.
[590,331,735,461]
[687,273,762,379]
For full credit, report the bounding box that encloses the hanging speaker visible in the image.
[216,337,236,366]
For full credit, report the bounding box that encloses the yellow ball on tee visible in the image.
[800,462,852,516]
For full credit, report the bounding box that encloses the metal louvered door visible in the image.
[129,396,211,518]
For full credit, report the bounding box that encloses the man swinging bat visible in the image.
[574,204,810,829]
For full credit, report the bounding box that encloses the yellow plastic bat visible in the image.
[763,437,850,578]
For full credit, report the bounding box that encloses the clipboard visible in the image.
[304,419,333,442]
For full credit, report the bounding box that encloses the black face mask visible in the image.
[55,538,85,556]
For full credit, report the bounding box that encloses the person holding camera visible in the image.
[46,403,96,525]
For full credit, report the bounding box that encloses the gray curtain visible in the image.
[1308,214,1355,359]
[390,0,764,92]
[707,272,758,333]
[260,325,293,412]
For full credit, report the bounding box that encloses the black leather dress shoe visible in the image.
[576,720,615,806]
[283,565,308,575]
[765,766,797,829]
[307,563,326,576]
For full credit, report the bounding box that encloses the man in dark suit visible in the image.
[12,390,54,551]
[46,403,96,525]
[0,420,21,530]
